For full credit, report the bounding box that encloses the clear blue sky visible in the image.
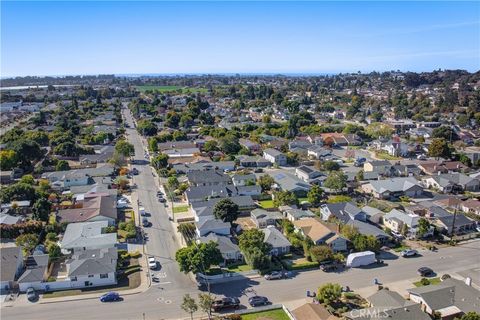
[1,1,479,76]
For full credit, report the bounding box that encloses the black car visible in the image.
[320,262,341,272]
[211,297,240,312]
[142,218,150,227]
[418,267,434,277]
[248,296,269,307]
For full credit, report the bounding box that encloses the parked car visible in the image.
[320,262,341,272]
[132,168,139,175]
[418,267,434,277]
[142,218,150,227]
[417,154,427,160]
[100,292,120,302]
[264,271,284,280]
[148,257,157,269]
[401,249,418,257]
[254,168,264,173]
[248,296,269,307]
[211,297,240,312]
[158,197,166,203]
[156,191,163,196]
[139,207,146,216]
[26,288,37,302]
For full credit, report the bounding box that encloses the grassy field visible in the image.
[173,205,189,214]
[134,85,208,94]
[241,308,290,320]
[259,199,276,209]
[413,277,441,287]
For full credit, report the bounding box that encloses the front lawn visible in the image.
[374,151,401,160]
[413,277,441,287]
[226,263,252,273]
[241,308,290,320]
[259,199,276,209]
[298,197,310,203]
[282,257,319,271]
[173,205,189,214]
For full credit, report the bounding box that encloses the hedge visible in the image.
[282,260,319,271]
[0,220,44,239]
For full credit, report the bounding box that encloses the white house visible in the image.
[60,221,117,253]
[263,148,287,166]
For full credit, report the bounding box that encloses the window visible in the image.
[100,274,108,279]
[88,275,94,278]
[71,276,77,281]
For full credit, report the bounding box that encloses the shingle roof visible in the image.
[199,234,240,254]
[61,221,117,250]
[368,177,421,193]
[0,247,22,282]
[67,247,117,277]
[187,170,231,185]
[346,220,390,238]
[368,289,415,308]
[263,226,291,248]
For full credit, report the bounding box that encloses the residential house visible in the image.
[198,234,242,262]
[435,214,477,235]
[293,218,347,252]
[422,173,480,193]
[263,226,291,256]
[41,165,114,190]
[320,202,366,224]
[0,213,23,225]
[307,145,332,160]
[0,200,32,215]
[185,185,235,203]
[238,156,271,168]
[361,206,385,224]
[251,209,283,228]
[0,247,23,291]
[187,170,231,187]
[236,185,262,197]
[272,171,311,196]
[291,301,339,320]
[263,148,287,166]
[390,164,422,177]
[361,177,423,200]
[79,145,115,165]
[295,166,324,184]
[363,160,392,176]
[279,206,316,222]
[17,254,49,292]
[60,221,117,253]
[191,196,256,223]
[239,138,260,153]
[418,161,468,175]
[407,278,480,319]
[383,209,432,238]
[461,198,480,216]
[231,174,256,187]
[57,193,117,225]
[345,220,391,243]
[373,138,409,157]
[195,218,231,237]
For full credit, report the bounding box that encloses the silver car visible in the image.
[264,271,284,280]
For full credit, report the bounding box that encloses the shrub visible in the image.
[130,251,142,258]
[420,278,430,286]
[118,222,127,230]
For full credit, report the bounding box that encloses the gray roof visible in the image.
[0,213,22,225]
[348,304,430,320]
[18,254,49,283]
[272,171,311,192]
[437,214,475,228]
[407,278,480,314]
[384,209,419,227]
[0,247,22,282]
[251,209,283,221]
[362,206,384,218]
[186,185,234,201]
[346,220,390,239]
[196,218,230,233]
[236,185,262,194]
[427,173,479,187]
[368,289,416,308]
[285,208,316,220]
[264,148,284,157]
[61,221,117,250]
[232,174,256,183]
[191,196,256,218]
[41,164,114,181]
[67,247,117,277]
[263,226,291,248]
[322,202,364,224]
[199,234,240,255]
[368,177,421,193]
[187,170,231,185]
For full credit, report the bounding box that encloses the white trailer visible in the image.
[346,251,376,268]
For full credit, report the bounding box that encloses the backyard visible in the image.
[172,205,189,214]
[259,199,275,209]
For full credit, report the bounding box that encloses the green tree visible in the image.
[340,224,360,241]
[32,197,51,222]
[20,174,35,185]
[432,126,458,141]
[323,171,347,193]
[47,243,61,259]
[417,218,430,238]
[175,241,223,274]
[219,135,241,155]
[181,294,198,320]
[213,198,239,225]
[151,153,169,170]
[0,150,18,170]
[203,140,219,152]
[115,140,135,157]
[428,138,452,159]
[323,160,340,171]
[55,160,71,171]
[365,123,394,139]
[456,312,480,320]
[258,174,275,192]
[167,176,179,189]
[238,229,272,270]
[273,190,298,207]
[310,245,334,263]
[198,293,214,320]
[353,234,381,252]
[317,283,342,305]
[307,185,324,207]
[148,137,158,152]
[0,182,37,203]
[15,233,38,255]
[136,120,158,136]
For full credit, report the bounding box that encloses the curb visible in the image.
[38,288,145,305]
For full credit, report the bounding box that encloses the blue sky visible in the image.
[1,1,479,76]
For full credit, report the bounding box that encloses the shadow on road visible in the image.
[201,276,261,300]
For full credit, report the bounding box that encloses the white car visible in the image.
[148,257,157,269]
[401,249,418,257]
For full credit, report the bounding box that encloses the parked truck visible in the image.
[346,251,376,268]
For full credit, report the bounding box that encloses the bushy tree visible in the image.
[323,171,347,192]
[307,185,324,207]
[323,160,340,171]
[258,174,275,192]
[115,140,135,157]
[417,218,431,238]
[32,197,51,222]
[238,229,272,270]
[175,241,223,274]
[198,293,214,320]
[213,199,239,225]
[55,160,70,171]
[317,283,342,305]
[273,190,298,207]
[310,245,333,263]
[0,150,18,170]
[181,294,198,320]
[151,153,169,170]
[428,138,452,159]
[15,233,38,254]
